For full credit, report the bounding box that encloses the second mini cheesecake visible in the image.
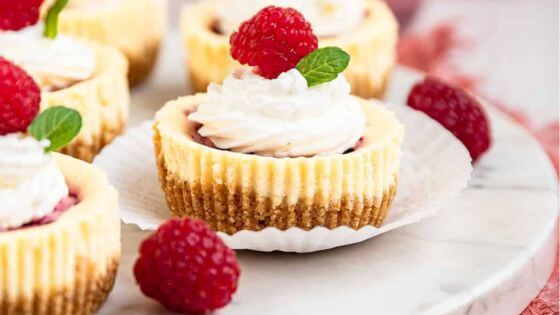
[41,41,130,162]
[0,153,121,314]
[0,7,130,162]
[0,69,121,313]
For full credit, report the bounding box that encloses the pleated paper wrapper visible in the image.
[94,102,472,253]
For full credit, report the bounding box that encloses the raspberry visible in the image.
[230,6,318,79]
[0,57,41,135]
[407,76,491,161]
[134,218,241,313]
[0,0,44,31]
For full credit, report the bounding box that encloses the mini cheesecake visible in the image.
[153,94,403,234]
[42,0,167,86]
[181,0,398,98]
[42,41,130,162]
[0,153,120,314]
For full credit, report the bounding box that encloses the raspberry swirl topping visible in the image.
[189,68,365,157]
[0,134,68,230]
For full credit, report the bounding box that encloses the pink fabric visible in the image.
[398,23,559,314]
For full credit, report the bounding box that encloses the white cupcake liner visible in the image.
[94,101,472,253]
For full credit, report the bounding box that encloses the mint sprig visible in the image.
[28,106,82,152]
[296,47,350,87]
[44,0,69,39]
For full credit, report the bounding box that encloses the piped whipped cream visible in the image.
[189,68,365,157]
[217,0,366,37]
[0,134,68,230]
[0,24,95,91]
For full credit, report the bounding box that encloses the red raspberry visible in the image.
[230,6,318,79]
[0,57,41,135]
[407,76,491,161]
[0,0,44,31]
[134,218,241,314]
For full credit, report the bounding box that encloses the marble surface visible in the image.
[97,33,558,315]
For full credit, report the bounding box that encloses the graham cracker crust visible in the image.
[154,132,398,234]
[128,40,161,87]
[0,256,119,315]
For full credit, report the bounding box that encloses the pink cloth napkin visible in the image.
[397,23,559,314]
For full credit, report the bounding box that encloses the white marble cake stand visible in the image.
[98,34,558,315]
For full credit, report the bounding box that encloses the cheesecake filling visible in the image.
[0,24,95,91]
[188,68,365,157]
[0,134,69,230]
[67,0,115,9]
[216,0,366,37]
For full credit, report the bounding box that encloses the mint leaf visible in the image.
[28,106,82,152]
[44,0,69,39]
[296,47,350,87]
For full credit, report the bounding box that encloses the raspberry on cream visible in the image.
[0,134,69,230]
[217,0,366,37]
[0,24,95,91]
[230,6,317,79]
[188,68,366,157]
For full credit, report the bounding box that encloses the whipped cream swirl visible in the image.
[217,0,366,37]
[0,25,95,91]
[189,68,365,157]
[0,134,68,230]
